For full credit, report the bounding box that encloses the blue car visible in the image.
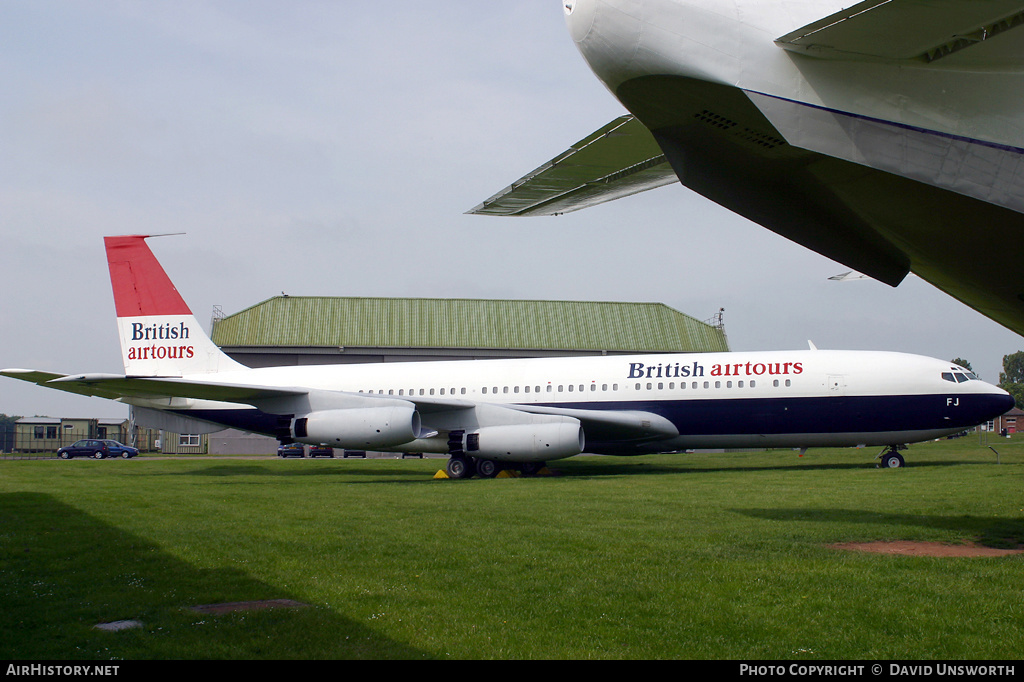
[57,439,139,460]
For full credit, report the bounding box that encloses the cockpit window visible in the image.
[943,371,979,383]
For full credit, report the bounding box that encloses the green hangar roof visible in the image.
[210,296,729,355]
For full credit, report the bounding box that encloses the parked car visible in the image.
[103,440,140,458]
[58,439,139,460]
[309,444,335,458]
[277,442,306,458]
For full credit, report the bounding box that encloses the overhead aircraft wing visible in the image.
[776,0,1024,64]
[466,115,678,216]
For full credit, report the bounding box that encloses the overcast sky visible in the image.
[2,1,1022,419]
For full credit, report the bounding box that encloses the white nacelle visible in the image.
[469,421,585,462]
[292,406,421,449]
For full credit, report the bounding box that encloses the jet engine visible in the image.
[465,421,585,462]
[292,406,421,449]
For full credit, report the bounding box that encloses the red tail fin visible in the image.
[104,235,244,376]
[105,235,192,317]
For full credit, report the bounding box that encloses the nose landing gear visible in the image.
[877,444,907,468]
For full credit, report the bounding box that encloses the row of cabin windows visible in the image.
[359,379,793,396]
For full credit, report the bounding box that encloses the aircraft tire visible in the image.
[446,456,471,480]
[880,452,905,468]
[519,462,544,476]
[476,459,499,478]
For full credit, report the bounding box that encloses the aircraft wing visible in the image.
[507,403,678,443]
[776,0,1024,64]
[466,115,678,216]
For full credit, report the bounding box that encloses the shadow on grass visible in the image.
[732,507,1024,549]
[144,463,434,479]
[0,492,429,660]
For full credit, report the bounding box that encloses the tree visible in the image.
[0,414,21,454]
[998,351,1024,409]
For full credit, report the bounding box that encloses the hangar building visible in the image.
[209,296,730,368]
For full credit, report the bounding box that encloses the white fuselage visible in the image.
[149,348,1011,455]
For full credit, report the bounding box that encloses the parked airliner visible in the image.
[1,236,1012,477]
[471,0,1024,338]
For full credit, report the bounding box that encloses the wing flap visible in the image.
[776,0,1024,63]
[467,115,677,216]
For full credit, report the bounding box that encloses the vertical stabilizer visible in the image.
[105,235,246,376]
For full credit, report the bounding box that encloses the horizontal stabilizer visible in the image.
[48,373,307,404]
[467,115,677,216]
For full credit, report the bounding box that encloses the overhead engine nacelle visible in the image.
[466,420,584,462]
[292,406,421,450]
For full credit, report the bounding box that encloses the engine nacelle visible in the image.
[467,421,584,462]
[292,406,421,450]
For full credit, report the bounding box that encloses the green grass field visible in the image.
[2,437,1023,660]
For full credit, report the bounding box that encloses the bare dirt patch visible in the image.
[830,541,1024,557]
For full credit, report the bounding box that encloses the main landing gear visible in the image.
[445,456,545,480]
[877,444,908,468]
